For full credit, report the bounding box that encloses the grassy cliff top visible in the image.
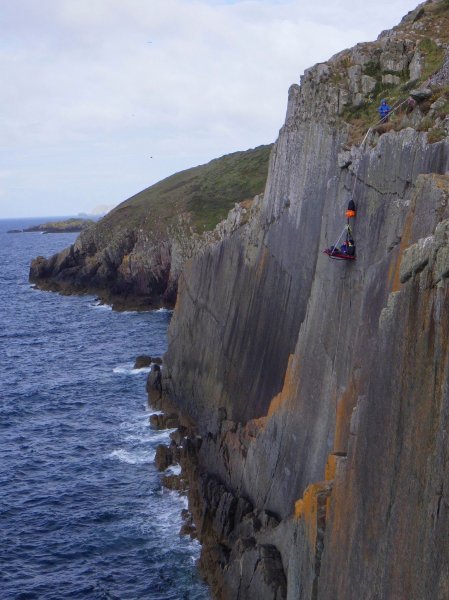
[327,0,449,143]
[98,144,272,238]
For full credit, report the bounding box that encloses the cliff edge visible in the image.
[157,2,449,598]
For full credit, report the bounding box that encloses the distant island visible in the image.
[8,218,95,234]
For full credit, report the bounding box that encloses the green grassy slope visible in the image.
[97,144,273,239]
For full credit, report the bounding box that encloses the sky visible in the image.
[1,0,420,218]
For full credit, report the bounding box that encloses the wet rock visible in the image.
[154,443,179,471]
[147,366,164,407]
[162,473,187,492]
[150,413,180,430]
[169,425,188,445]
[179,507,198,537]
[149,414,162,429]
[134,355,152,369]
[179,522,196,537]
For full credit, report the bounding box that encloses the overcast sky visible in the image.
[1,0,419,218]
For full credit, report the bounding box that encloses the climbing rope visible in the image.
[329,224,351,256]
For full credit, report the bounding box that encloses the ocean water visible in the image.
[0,218,209,600]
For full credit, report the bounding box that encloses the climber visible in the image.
[324,198,357,260]
[324,234,356,260]
[324,216,356,260]
[346,237,356,256]
[378,99,391,122]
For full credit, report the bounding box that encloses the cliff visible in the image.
[155,2,449,598]
[29,145,271,310]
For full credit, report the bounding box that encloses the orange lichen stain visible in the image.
[267,392,283,418]
[388,203,415,293]
[293,482,332,551]
[434,174,449,189]
[334,376,359,454]
[294,498,304,519]
[120,254,131,271]
[239,198,254,210]
[325,454,338,482]
[244,416,268,438]
[267,354,300,418]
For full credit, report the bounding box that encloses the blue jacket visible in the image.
[378,99,391,119]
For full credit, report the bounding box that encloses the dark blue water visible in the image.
[0,219,209,600]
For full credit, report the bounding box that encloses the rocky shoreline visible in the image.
[147,368,290,600]
[29,197,261,312]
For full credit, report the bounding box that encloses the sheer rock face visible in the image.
[163,6,449,598]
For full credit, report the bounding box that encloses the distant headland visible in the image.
[8,218,95,234]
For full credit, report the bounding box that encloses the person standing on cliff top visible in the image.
[378,98,391,122]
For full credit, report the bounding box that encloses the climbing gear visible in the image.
[324,199,357,261]
[346,199,356,219]
[324,223,356,261]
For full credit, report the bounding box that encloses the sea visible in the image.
[0,218,209,600]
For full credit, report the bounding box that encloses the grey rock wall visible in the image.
[163,7,449,597]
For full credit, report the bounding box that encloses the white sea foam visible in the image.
[166,464,182,476]
[113,364,151,375]
[108,448,155,464]
[148,429,177,442]
[124,433,154,443]
[89,301,112,310]
[155,308,173,313]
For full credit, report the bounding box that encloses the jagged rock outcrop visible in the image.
[29,146,271,310]
[160,2,449,598]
